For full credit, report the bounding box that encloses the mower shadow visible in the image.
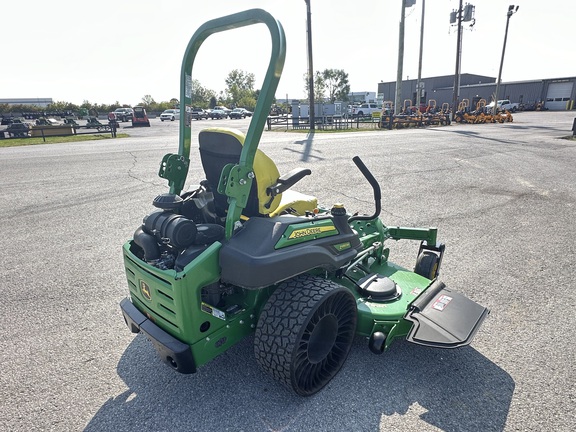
[85,335,513,431]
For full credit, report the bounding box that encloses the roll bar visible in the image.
[159,9,286,238]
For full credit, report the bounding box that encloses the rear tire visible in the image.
[254,274,357,396]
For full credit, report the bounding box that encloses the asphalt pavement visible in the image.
[1,111,575,431]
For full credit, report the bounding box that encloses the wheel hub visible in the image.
[307,314,338,363]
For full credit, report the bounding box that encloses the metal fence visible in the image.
[0,122,118,141]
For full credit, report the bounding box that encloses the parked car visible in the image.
[269,106,284,116]
[6,120,31,137]
[190,108,208,120]
[1,116,14,125]
[487,99,519,113]
[160,109,180,121]
[352,103,381,118]
[229,108,252,119]
[113,108,134,122]
[213,105,231,116]
[210,109,228,119]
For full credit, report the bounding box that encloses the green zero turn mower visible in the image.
[120,9,489,396]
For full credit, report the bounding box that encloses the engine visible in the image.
[131,184,225,271]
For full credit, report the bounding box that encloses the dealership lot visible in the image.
[1,111,575,431]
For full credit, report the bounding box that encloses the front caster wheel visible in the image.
[254,274,357,396]
[414,250,440,280]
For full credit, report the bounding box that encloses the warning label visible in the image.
[432,295,453,311]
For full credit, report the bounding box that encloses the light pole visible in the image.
[450,2,474,119]
[395,0,407,115]
[395,0,416,115]
[416,0,426,110]
[451,0,463,120]
[493,5,519,112]
[305,0,315,130]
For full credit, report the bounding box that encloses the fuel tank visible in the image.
[219,213,362,289]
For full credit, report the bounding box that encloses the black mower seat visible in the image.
[198,127,317,217]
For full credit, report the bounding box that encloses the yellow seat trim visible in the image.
[199,127,316,216]
[269,190,318,217]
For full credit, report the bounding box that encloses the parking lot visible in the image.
[1,111,575,431]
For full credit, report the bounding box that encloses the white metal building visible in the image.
[0,98,54,107]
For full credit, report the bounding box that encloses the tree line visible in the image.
[0,68,350,116]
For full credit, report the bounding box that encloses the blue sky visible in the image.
[1,0,573,106]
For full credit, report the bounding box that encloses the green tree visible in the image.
[225,69,257,109]
[322,69,350,103]
[141,95,155,108]
[79,100,108,116]
[303,71,326,103]
[46,101,79,112]
[191,80,215,108]
[304,69,350,103]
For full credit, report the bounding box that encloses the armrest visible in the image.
[267,168,311,196]
[264,168,311,208]
[278,167,311,186]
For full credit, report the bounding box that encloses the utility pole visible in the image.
[305,0,315,130]
[450,2,475,118]
[494,5,519,111]
[451,0,463,120]
[416,0,426,110]
[394,0,407,115]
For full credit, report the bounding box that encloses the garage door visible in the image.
[545,82,573,110]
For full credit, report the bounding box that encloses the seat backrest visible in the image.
[198,127,282,217]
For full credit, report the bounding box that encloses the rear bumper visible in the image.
[120,298,196,374]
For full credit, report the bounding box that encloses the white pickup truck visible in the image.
[489,99,519,113]
[351,103,381,117]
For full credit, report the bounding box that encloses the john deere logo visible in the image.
[140,281,152,301]
[288,225,336,239]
